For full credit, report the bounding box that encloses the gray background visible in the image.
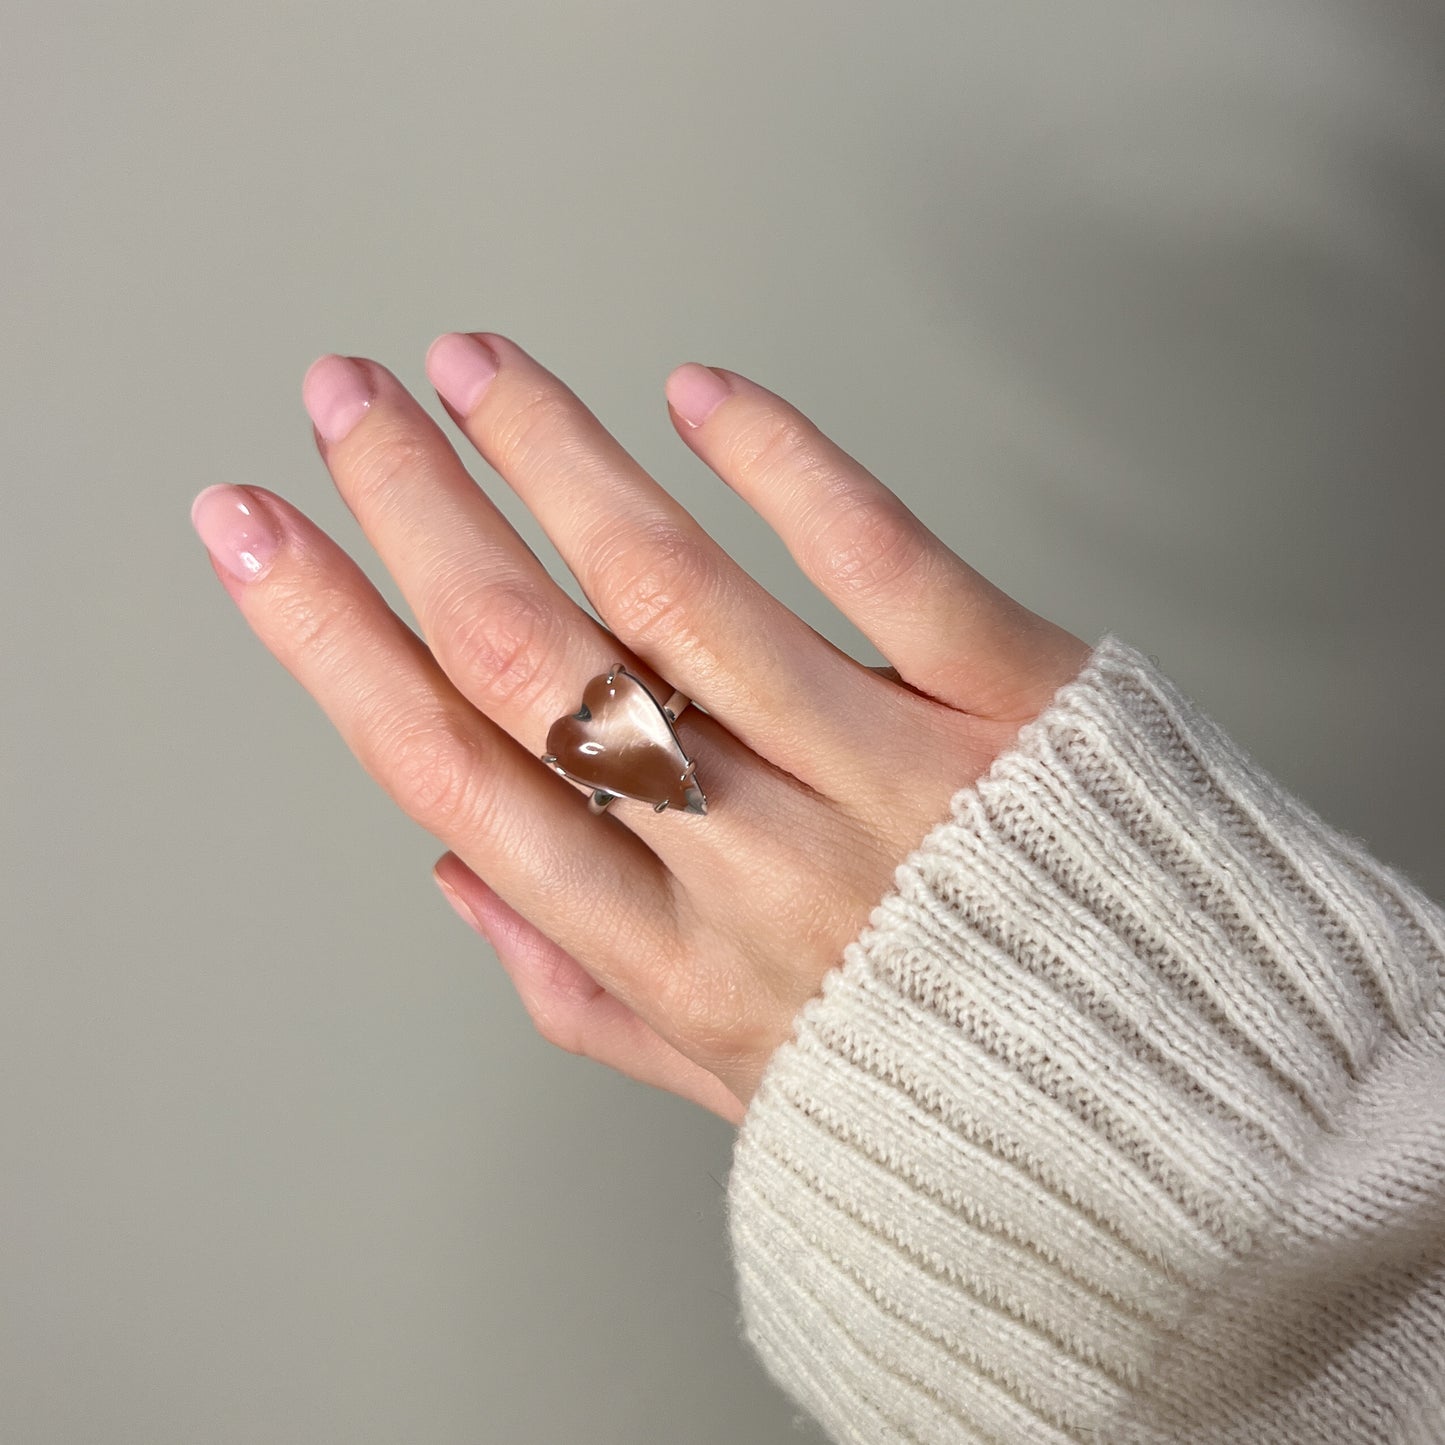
[4,2,1444,1442]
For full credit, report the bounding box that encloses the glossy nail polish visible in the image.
[190,484,281,582]
[665,363,731,428]
[302,354,373,443]
[426,333,500,417]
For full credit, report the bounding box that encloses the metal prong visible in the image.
[587,789,618,814]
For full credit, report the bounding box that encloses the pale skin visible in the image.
[190,333,1092,1127]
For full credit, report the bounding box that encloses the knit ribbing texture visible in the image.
[727,634,1445,1445]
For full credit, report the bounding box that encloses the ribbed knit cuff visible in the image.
[727,634,1445,1445]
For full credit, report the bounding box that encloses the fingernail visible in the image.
[190,484,281,583]
[426,333,499,416]
[665,363,732,428]
[434,869,489,938]
[302,354,373,443]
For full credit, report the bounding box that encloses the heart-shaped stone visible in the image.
[543,665,707,815]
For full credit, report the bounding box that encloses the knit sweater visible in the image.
[726,634,1445,1444]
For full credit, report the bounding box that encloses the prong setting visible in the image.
[542,664,707,817]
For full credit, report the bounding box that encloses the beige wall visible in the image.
[3,2,1443,1441]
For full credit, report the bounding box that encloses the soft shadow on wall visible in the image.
[873,2,1445,883]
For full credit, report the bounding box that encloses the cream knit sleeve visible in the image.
[726,634,1445,1445]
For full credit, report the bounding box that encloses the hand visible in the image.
[190,334,1091,1125]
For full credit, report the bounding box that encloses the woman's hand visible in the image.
[190,334,1091,1125]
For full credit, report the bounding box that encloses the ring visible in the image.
[541,663,708,816]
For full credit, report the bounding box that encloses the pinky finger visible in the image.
[432,854,746,1127]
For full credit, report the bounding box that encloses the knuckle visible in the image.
[529,1007,581,1054]
[270,573,356,662]
[490,385,574,471]
[436,578,560,713]
[377,713,492,837]
[344,425,438,508]
[653,960,766,1062]
[524,964,596,1055]
[815,498,934,602]
[726,409,827,488]
[521,990,575,1054]
[592,518,714,645]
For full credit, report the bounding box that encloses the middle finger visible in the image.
[423,331,905,796]
[300,352,796,863]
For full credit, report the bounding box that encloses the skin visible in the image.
[193,333,1092,1127]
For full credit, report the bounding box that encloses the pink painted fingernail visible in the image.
[302,354,373,443]
[426,333,499,416]
[190,484,281,583]
[665,363,732,428]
